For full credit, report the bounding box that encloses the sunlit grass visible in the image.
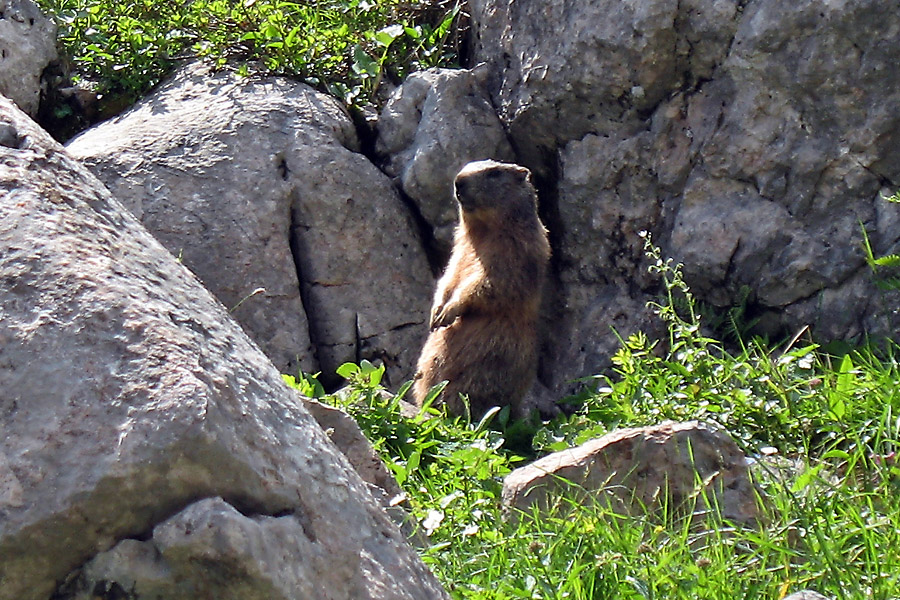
[285,238,900,599]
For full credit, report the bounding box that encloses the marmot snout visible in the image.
[412,159,551,418]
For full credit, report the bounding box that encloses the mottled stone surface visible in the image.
[63,497,429,600]
[376,67,515,254]
[68,65,432,385]
[469,0,900,395]
[0,0,56,116]
[0,95,447,600]
[503,421,762,525]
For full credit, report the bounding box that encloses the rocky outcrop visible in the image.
[376,67,515,254]
[0,95,447,600]
[469,0,735,174]
[47,0,900,406]
[502,422,762,526]
[67,65,433,386]
[467,0,900,395]
[0,0,56,116]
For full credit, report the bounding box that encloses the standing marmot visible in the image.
[412,159,550,419]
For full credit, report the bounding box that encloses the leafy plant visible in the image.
[536,232,900,462]
[36,0,464,110]
[284,359,519,519]
[286,352,900,598]
[862,191,900,291]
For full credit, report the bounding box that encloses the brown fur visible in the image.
[412,160,550,418]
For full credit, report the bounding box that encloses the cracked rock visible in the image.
[502,421,762,526]
[469,0,739,175]
[0,94,447,600]
[62,497,408,600]
[67,64,432,385]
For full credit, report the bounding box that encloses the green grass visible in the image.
[285,236,900,600]
[36,0,462,108]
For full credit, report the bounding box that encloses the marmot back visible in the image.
[412,159,550,418]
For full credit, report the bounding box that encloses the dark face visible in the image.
[454,161,534,214]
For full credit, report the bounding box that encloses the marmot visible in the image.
[412,159,551,419]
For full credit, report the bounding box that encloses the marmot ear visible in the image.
[517,166,533,186]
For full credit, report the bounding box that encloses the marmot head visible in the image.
[453,160,538,223]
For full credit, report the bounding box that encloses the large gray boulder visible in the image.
[0,0,56,116]
[0,95,447,600]
[468,0,900,394]
[67,65,433,386]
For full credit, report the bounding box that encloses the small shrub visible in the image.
[36,0,464,109]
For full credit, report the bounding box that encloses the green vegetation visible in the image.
[36,0,462,107]
[863,191,900,292]
[286,236,900,599]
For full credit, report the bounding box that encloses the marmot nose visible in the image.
[455,180,474,207]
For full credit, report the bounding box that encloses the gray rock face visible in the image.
[0,95,447,600]
[376,67,515,254]
[666,0,900,341]
[502,421,761,526]
[0,0,56,116]
[468,0,900,393]
[33,0,900,408]
[469,0,738,174]
[67,65,432,385]
[64,497,425,600]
